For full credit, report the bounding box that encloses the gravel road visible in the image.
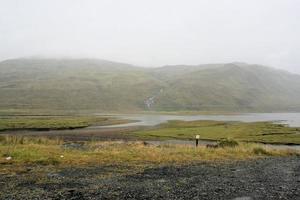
[0,156,299,200]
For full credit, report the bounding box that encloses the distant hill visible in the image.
[1,58,300,112]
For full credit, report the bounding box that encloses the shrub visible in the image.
[34,158,60,165]
[218,139,239,148]
[253,147,271,155]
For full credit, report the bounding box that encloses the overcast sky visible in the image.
[1,0,300,73]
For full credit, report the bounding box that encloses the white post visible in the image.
[195,135,200,147]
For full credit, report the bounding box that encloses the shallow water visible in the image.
[94,113,300,128]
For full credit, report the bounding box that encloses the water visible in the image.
[91,113,300,150]
[94,113,300,128]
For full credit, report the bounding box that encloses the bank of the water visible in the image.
[94,113,300,128]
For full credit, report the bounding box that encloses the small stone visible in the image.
[232,197,253,200]
[5,156,12,161]
[157,179,167,183]
[47,173,61,179]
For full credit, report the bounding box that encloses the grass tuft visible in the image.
[218,139,239,148]
[252,147,272,156]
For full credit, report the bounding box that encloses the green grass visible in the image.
[0,116,130,131]
[133,120,300,144]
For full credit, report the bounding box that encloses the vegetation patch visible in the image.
[217,139,239,148]
[0,136,298,174]
[133,120,300,144]
[0,116,130,131]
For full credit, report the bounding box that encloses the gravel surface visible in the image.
[0,157,299,200]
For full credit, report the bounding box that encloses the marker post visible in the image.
[195,135,200,147]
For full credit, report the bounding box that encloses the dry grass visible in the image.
[0,136,298,173]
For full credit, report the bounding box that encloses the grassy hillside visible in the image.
[0,58,165,111]
[153,64,300,111]
[0,58,300,112]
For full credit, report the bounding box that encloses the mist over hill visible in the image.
[1,58,300,112]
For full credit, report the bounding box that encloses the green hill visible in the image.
[152,63,300,111]
[1,58,300,112]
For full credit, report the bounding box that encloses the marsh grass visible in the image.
[133,120,300,144]
[0,136,298,173]
[0,116,130,131]
[0,136,63,162]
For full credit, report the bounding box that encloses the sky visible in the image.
[0,0,300,73]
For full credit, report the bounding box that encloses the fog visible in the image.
[0,0,299,73]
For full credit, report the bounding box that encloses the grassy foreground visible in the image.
[0,136,298,174]
[133,120,300,144]
[0,116,130,131]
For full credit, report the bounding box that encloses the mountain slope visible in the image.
[0,58,165,111]
[0,58,300,112]
[153,64,300,111]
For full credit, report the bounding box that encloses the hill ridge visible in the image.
[0,58,300,112]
